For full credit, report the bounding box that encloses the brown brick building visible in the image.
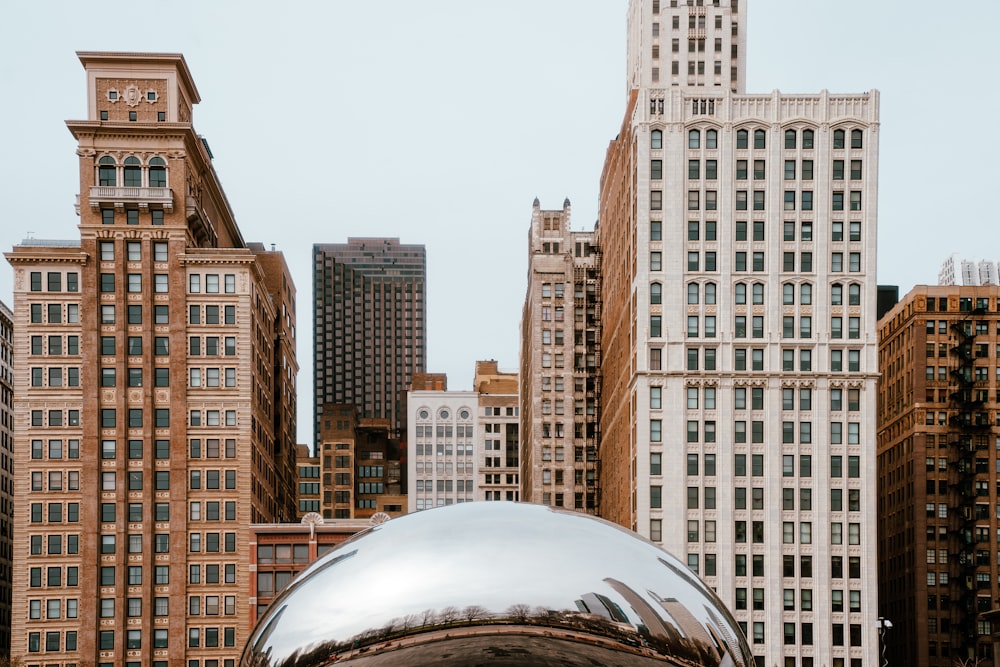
[316,404,407,520]
[248,518,369,628]
[5,52,297,667]
[878,286,1000,665]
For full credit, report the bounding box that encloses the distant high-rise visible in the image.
[313,239,426,442]
[520,199,600,512]
[594,1,881,664]
[939,253,1000,287]
[5,52,297,665]
[878,286,1000,665]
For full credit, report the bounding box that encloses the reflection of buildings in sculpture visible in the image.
[243,502,755,667]
[605,576,745,667]
[656,596,713,648]
[603,577,682,644]
[575,592,629,624]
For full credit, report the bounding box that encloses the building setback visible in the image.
[5,52,297,666]
[313,239,426,443]
[878,286,1000,665]
[594,1,880,664]
[519,199,601,512]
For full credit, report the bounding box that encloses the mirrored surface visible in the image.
[242,502,753,666]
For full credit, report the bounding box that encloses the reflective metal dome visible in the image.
[242,502,753,666]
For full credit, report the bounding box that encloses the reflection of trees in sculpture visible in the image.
[463,604,487,622]
[506,603,532,623]
[265,593,730,667]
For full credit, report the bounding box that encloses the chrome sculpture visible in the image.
[241,502,753,666]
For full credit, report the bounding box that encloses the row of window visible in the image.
[413,424,476,438]
[683,281,862,305]
[28,303,79,324]
[653,250,866,274]
[90,626,236,651]
[678,386,861,412]
[30,335,79,356]
[98,304,170,325]
[190,273,238,294]
[28,272,79,293]
[655,127,864,151]
[28,533,79,555]
[97,155,167,188]
[27,597,79,620]
[99,239,169,262]
[657,188,864,212]
[99,208,165,225]
[415,479,476,492]
[189,410,239,427]
[662,158,863,182]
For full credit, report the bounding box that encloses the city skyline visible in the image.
[2,1,998,447]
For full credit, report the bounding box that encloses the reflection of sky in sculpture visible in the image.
[243,502,752,666]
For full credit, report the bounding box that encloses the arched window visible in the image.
[753,129,766,149]
[651,129,663,149]
[123,157,141,187]
[651,283,663,305]
[802,129,814,149]
[735,282,747,304]
[800,283,812,305]
[848,283,861,306]
[851,129,863,149]
[783,283,795,305]
[752,282,764,305]
[736,129,748,149]
[831,283,843,306]
[706,129,718,149]
[704,282,716,304]
[784,129,796,149]
[687,283,699,305]
[149,157,167,188]
[833,129,846,149]
[98,156,116,186]
[688,129,701,149]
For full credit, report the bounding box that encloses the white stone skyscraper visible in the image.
[596,1,880,665]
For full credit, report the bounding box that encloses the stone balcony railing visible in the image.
[81,186,174,212]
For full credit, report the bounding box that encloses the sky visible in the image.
[1,1,998,446]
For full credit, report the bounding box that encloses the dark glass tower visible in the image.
[313,238,426,443]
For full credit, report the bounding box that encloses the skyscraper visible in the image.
[596,1,880,664]
[520,199,601,512]
[878,286,1000,665]
[5,52,298,666]
[313,238,426,442]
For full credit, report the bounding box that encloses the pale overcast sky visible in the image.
[2,1,998,445]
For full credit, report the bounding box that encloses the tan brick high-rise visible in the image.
[5,52,298,667]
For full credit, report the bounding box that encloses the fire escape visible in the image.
[583,245,602,513]
[948,305,991,658]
